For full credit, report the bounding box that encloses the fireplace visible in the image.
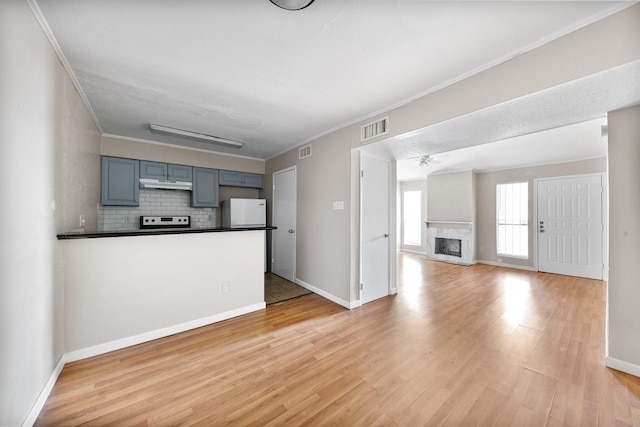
[425,221,474,265]
[435,238,462,257]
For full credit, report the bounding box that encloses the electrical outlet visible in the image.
[79,214,86,227]
[222,282,230,294]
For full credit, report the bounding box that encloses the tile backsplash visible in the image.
[98,189,215,231]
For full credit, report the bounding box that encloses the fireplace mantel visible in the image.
[426,221,472,226]
[425,221,473,231]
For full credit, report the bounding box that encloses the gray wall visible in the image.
[427,171,475,222]
[607,105,640,371]
[476,157,607,268]
[0,1,101,424]
[264,127,354,302]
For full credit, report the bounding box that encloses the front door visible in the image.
[361,155,390,304]
[272,167,296,282]
[537,174,604,280]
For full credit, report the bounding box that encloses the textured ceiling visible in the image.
[33,0,634,160]
[395,118,608,181]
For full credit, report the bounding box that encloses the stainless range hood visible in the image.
[139,178,193,191]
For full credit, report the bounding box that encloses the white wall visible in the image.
[0,1,101,425]
[606,105,640,375]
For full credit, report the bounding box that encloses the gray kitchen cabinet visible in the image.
[219,170,263,189]
[242,172,263,189]
[192,167,219,208]
[101,156,139,206]
[219,170,243,187]
[168,164,193,181]
[139,160,167,179]
[140,160,192,181]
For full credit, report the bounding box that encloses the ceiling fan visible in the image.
[413,154,445,167]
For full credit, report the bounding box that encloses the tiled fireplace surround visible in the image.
[425,221,474,266]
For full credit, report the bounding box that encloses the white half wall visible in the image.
[63,231,265,352]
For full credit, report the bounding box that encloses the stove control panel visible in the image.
[140,216,191,229]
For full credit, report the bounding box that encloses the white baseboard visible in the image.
[477,260,537,272]
[422,255,475,267]
[22,355,66,427]
[390,287,398,295]
[294,278,356,309]
[606,356,640,378]
[65,302,266,362]
[399,249,426,256]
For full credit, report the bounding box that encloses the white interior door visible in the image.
[272,167,296,282]
[361,155,390,304]
[537,175,604,280]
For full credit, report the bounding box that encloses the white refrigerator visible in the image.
[221,198,267,228]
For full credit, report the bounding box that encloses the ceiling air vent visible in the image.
[299,144,312,159]
[361,116,389,142]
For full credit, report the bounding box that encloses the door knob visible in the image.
[384,233,389,238]
[288,229,295,234]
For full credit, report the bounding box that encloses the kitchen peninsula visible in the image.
[57,227,274,361]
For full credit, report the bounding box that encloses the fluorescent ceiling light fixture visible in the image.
[149,124,244,149]
[269,0,315,11]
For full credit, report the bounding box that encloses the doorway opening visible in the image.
[264,273,311,305]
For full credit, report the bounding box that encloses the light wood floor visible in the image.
[36,253,640,426]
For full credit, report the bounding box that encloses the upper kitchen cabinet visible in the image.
[219,170,263,189]
[168,164,193,181]
[192,167,219,208]
[101,156,139,206]
[241,172,263,189]
[140,160,192,181]
[218,170,242,187]
[139,160,167,179]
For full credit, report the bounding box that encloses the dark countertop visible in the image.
[57,226,276,240]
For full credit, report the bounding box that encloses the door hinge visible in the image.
[360,283,364,290]
[361,171,364,178]
[273,184,276,191]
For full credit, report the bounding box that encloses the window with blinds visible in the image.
[496,182,528,258]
